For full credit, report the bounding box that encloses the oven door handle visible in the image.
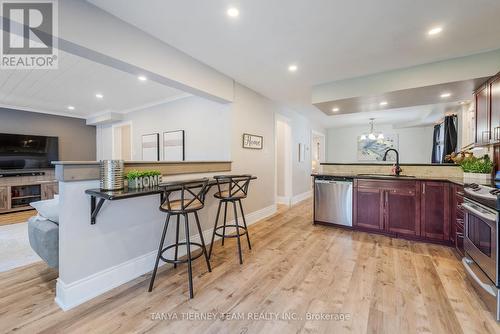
[461,202,497,223]
[462,257,497,297]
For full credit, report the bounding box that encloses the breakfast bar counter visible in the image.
[53,161,263,311]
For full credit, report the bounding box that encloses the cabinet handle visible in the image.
[495,126,500,141]
[422,183,425,194]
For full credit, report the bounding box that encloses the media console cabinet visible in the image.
[0,169,58,213]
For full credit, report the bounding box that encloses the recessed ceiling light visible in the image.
[138,75,147,81]
[227,7,239,17]
[288,64,298,72]
[428,27,443,36]
[440,92,451,98]
[332,107,339,112]
[379,101,388,106]
[95,93,104,99]
[67,105,75,110]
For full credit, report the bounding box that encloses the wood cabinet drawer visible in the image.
[357,179,416,190]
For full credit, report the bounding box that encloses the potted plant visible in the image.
[125,170,162,189]
[459,154,494,183]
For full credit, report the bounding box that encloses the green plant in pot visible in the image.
[125,170,162,189]
[458,154,494,183]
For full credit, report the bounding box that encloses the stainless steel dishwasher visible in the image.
[314,176,353,226]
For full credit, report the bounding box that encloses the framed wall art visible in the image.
[141,133,160,161]
[242,133,263,149]
[163,130,185,161]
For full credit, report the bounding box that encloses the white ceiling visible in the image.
[0,50,188,118]
[89,0,500,125]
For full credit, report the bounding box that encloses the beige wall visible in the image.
[230,83,277,213]
[0,107,96,161]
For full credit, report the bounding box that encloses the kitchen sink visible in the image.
[356,174,416,178]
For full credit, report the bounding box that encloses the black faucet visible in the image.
[383,149,402,176]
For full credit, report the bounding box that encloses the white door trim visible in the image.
[275,113,293,206]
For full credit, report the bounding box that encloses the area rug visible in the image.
[0,222,41,272]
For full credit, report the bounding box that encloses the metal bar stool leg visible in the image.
[148,213,171,292]
[174,214,180,268]
[194,211,212,272]
[184,213,194,298]
[209,200,222,259]
[238,199,252,250]
[221,201,228,246]
[233,201,243,265]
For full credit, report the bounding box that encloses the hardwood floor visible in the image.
[0,200,499,334]
[0,210,36,226]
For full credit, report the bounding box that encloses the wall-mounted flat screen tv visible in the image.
[0,133,59,169]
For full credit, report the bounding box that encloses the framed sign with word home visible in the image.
[242,133,263,149]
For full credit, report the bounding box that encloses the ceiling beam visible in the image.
[312,49,500,104]
[55,0,234,104]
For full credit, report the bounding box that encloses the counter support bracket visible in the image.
[90,196,105,225]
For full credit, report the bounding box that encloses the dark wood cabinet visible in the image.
[490,76,500,143]
[386,187,420,237]
[355,180,419,237]
[354,186,383,231]
[420,181,450,241]
[450,183,465,256]
[475,84,490,145]
[354,179,451,244]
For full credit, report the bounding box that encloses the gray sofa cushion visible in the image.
[28,216,59,268]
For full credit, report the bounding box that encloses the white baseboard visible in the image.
[55,203,277,311]
[291,190,312,205]
[55,249,160,311]
[276,196,291,206]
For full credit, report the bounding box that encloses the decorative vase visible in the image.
[128,175,162,189]
[100,160,124,191]
[463,172,492,184]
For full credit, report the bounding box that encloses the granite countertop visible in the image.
[52,160,232,165]
[86,176,258,200]
[320,162,457,167]
[311,173,494,187]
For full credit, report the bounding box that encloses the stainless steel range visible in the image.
[462,183,500,321]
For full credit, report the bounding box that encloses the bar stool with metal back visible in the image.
[148,178,211,298]
[208,175,252,264]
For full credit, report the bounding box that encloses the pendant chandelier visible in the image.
[360,118,384,141]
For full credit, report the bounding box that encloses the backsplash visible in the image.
[320,164,463,178]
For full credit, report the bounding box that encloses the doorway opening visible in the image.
[311,130,325,175]
[275,114,292,206]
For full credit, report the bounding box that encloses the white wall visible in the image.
[96,96,230,161]
[326,124,434,163]
[275,109,326,198]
